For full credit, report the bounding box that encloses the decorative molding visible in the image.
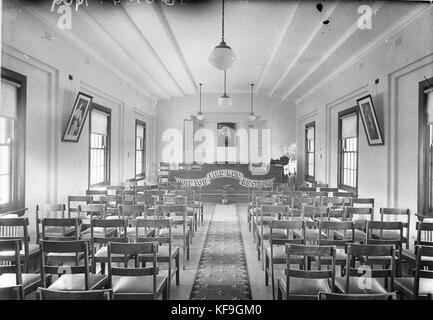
[268,1,340,97]
[296,4,431,104]
[255,1,299,93]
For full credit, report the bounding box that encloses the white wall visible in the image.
[295,6,433,244]
[155,93,297,164]
[1,0,157,236]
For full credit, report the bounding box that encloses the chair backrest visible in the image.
[313,183,328,188]
[344,207,373,222]
[107,242,158,298]
[40,240,91,289]
[68,196,93,218]
[158,204,186,220]
[319,187,339,197]
[334,192,355,198]
[91,218,128,246]
[352,198,375,210]
[0,217,30,268]
[269,220,304,246]
[302,205,329,221]
[345,243,395,292]
[118,204,145,219]
[415,222,433,246]
[78,204,106,220]
[285,244,335,298]
[307,191,328,198]
[101,195,124,216]
[379,208,410,248]
[319,221,354,246]
[135,194,156,208]
[85,190,107,203]
[299,187,316,192]
[134,185,151,194]
[366,221,403,247]
[37,288,112,300]
[318,291,396,300]
[0,239,23,294]
[136,218,172,247]
[291,196,315,209]
[41,218,80,241]
[107,186,125,195]
[260,205,287,219]
[413,245,433,297]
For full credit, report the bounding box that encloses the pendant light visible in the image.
[249,83,256,121]
[208,0,236,70]
[217,70,232,109]
[197,83,204,120]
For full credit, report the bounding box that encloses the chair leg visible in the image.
[277,280,283,300]
[271,263,275,300]
[176,254,180,286]
[265,254,269,286]
[162,280,168,300]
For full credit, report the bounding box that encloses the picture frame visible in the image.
[357,94,384,146]
[62,92,93,142]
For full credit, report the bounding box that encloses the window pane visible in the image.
[0,174,10,205]
[0,145,10,175]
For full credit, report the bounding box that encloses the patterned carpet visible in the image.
[190,204,252,300]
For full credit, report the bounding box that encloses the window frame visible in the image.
[88,104,111,189]
[305,121,315,183]
[0,68,26,214]
[135,119,146,180]
[337,106,359,194]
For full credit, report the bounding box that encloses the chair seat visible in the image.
[260,228,287,240]
[48,274,108,291]
[159,228,189,238]
[112,275,167,294]
[293,229,327,240]
[280,277,331,297]
[265,245,303,264]
[400,249,433,265]
[170,216,193,224]
[394,277,433,297]
[43,226,76,238]
[94,247,128,261]
[0,243,40,260]
[0,273,41,293]
[371,230,406,241]
[335,229,366,242]
[80,227,116,239]
[334,277,387,294]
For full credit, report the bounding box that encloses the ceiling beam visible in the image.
[295,4,430,104]
[268,1,340,98]
[152,2,199,95]
[255,1,299,93]
[282,1,385,101]
[121,5,186,97]
[79,8,172,99]
[14,0,158,106]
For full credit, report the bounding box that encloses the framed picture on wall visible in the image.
[62,92,93,142]
[217,122,236,147]
[357,94,384,146]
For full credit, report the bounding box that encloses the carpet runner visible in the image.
[190,204,252,300]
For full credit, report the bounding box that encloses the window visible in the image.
[89,105,110,187]
[338,107,359,193]
[0,69,26,212]
[305,122,315,182]
[135,120,146,178]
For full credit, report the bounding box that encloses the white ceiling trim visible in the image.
[295,4,431,105]
[79,8,172,99]
[255,1,299,93]
[152,2,198,95]
[14,0,158,106]
[282,1,385,101]
[121,5,186,97]
[268,1,340,98]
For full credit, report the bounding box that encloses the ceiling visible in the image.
[16,0,430,102]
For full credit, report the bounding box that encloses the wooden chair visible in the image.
[255,205,287,268]
[334,243,395,294]
[319,187,339,197]
[107,242,168,300]
[321,197,347,221]
[101,195,124,217]
[338,207,374,243]
[135,194,157,209]
[318,220,355,272]
[313,183,328,188]
[116,190,136,204]
[0,239,42,298]
[136,218,180,299]
[106,185,125,196]
[264,220,304,299]
[158,205,191,270]
[90,218,128,274]
[400,222,433,275]
[293,205,329,243]
[40,240,107,291]
[176,189,204,226]
[394,245,433,299]
[372,208,410,249]
[37,288,112,300]
[277,244,336,300]
[366,221,403,276]
[352,198,375,211]
[0,216,40,272]
[78,204,106,237]
[299,187,316,193]
[250,195,276,238]
[318,291,396,300]
[68,196,93,219]
[168,195,198,234]
[118,204,146,239]
[85,190,107,204]
[134,185,151,195]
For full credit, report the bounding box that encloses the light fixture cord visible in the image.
[221,0,225,41]
[251,83,254,113]
[224,70,227,94]
[199,83,202,112]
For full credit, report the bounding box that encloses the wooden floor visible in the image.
[170,202,273,300]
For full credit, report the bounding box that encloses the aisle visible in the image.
[190,204,252,300]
